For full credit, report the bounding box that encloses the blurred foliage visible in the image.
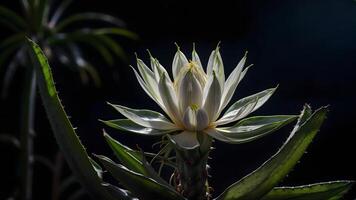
[0,0,137,96]
[0,0,136,199]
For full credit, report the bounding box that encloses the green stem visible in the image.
[20,66,36,200]
[175,148,210,200]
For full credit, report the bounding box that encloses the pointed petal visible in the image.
[101,119,174,135]
[216,87,277,125]
[108,104,176,130]
[147,51,169,82]
[196,109,209,131]
[203,72,222,122]
[136,58,161,100]
[220,53,248,111]
[172,46,188,79]
[130,66,163,105]
[158,73,181,124]
[178,70,203,112]
[206,46,225,87]
[204,128,232,143]
[192,43,203,69]
[215,115,297,143]
[170,131,199,149]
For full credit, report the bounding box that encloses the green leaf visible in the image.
[104,131,150,176]
[214,115,297,143]
[56,12,125,31]
[101,119,174,136]
[27,38,132,200]
[96,155,185,200]
[215,105,328,200]
[0,6,27,30]
[261,181,354,200]
[104,131,170,186]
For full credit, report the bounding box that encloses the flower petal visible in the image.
[101,119,174,135]
[136,58,161,100]
[216,87,277,126]
[109,103,177,130]
[216,115,297,143]
[147,51,170,82]
[203,71,222,122]
[178,70,203,113]
[172,45,188,79]
[182,107,196,130]
[196,109,209,131]
[220,53,248,111]
[170,131,199,149]
[206,45,225,88]
[204,128,232,143]
[158,73,181,125]
[192,43,203,69]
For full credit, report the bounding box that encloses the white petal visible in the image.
[219,53,248,112]
[102,119,174,135]
[182,107,196,131]
[170,131,199,149]
[130,66,164,108]
[203,72,222,122]
[215,98,257,126]
[196,109,209,131]
[109,104,177,130]
[204,128,231,143]
[206,46,225,88]
[172,46,189,79]
[216,87,277,126]
[178,70,203,113]
[158,73,181,125]
[192,43,203,69]
[136,58,161,100]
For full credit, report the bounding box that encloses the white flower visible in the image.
[104,44,296,150]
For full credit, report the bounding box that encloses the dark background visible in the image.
[1,0,356,199]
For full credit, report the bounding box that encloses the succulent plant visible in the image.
[28,39,354,200]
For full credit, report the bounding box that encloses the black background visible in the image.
[1,0,356,199]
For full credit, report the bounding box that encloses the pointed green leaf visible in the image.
[104,131,171,186]
[215,115,297,143]
[27,39,130,200]
[215,105,328,200]
[96,155,185,200]
[261,181,354,200]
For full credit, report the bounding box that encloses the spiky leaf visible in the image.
[262,181,354,200]
[27,39,133,200]
[215,105,328,200]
